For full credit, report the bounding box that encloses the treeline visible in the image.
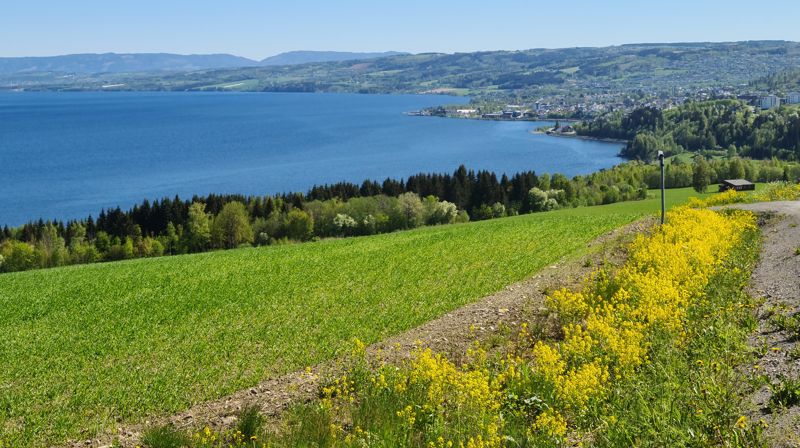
[663,157,800,191]
[577,100,800,161]
[5,159,795,274]
[0,163,658,273]
[0,193,461,273]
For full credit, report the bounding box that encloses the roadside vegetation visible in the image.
[138,197,774,447]
[270,207,763,447]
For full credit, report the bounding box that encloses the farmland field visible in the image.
[0,188,709,445]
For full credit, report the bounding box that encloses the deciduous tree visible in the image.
[184,202,211,252]
[211,202,253,249]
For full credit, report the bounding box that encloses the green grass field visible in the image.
[0,188,710,445]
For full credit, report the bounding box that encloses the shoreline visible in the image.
[530,129,629,144]
[407,112,627,146]
[405,112,582,123]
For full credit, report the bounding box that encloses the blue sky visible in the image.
[3,0,800,59]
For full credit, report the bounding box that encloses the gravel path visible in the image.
[721,201,800,447]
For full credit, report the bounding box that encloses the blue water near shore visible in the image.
[0,92,623,226]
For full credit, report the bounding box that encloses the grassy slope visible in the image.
[0,188,708,445]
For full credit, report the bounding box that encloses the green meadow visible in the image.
[0,188,709,446]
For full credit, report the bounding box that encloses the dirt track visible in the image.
[722,201,800,447]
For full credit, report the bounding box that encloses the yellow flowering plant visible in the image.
[185,203,763,447]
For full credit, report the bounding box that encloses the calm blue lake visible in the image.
[0,92,623,226]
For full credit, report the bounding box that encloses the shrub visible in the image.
[236,405,265,441]
[284,209,314,241]
[397,192,424,228]
[0,240,37,272]
[333,213,358,236]
[770,312,800,341]
[141,425,190,448]
[770,377,800,410]
[528,187,561,212]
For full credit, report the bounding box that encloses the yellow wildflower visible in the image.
[530,409,568,438]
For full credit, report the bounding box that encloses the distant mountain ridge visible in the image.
[0,53,259,75]
[5,41,800,94]
[0,51,409,75]
[259,51,407,66]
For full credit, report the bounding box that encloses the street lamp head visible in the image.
[657,150,665,160]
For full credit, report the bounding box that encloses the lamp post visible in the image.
[658,151,665,225]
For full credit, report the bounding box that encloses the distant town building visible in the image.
[500,110,523,119]
[787,92,800,105]
[760,95,781,110]
[737,94,759,106]
[481,112,504,119]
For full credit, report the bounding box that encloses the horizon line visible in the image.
[1,39,796,61]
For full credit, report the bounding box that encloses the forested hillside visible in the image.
[750,67,800,92]
[577,100,800,161]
